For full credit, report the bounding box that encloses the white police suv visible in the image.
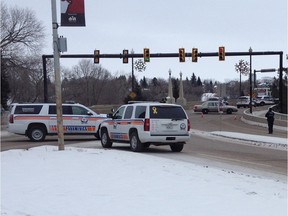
[99,102,191,152]
[8,103,108,141]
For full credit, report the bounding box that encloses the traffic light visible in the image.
[123,49,129,64]
[143,48,150,62]
[218,46,225,61]
[179,48,185,62]
[192,48,198,62]
[94,49,100,64]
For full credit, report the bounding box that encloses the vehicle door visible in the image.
[207,102,217,112]
[109,106,128,140]
[70,105,97,134]
[48,105,73,133]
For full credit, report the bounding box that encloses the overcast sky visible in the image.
[4,0,288,82]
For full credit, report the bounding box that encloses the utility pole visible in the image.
[51,0,64,150]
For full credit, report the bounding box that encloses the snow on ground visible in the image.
[1,144,287,216]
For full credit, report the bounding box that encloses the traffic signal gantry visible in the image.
[43,50,285,113]
[93,47,226,64]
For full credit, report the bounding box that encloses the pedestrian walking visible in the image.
[265,108,275,134]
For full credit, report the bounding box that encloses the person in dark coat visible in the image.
[265,108,275,134]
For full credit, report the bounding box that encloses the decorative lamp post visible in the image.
[249,47,253,114]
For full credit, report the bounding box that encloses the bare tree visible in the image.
[235,60,249,96]
[1,2,46,105]
[1,2,45,56]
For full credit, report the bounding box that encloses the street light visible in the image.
[249,47,253,114]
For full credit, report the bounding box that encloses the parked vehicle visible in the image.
[8,103,108,141]
[100,102,191,152]
[193,101,238,114]
[236,96,256,108]
[255,96,275,106]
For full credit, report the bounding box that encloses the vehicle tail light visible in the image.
[187,119,190,131]
[9,114,14,123]
[144,118,150,131]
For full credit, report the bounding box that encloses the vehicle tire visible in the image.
[101,129,113,148]
[237,105,240,108]
[202,109,208,114]
[170,143,184,152]
[130,131,143,152]
[226,109,232,114]
[27,125,46,142]
[260,102,265,106]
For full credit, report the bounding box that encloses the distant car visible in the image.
[255,96,275,106]
[193,101,238,114]
[236,96,256,108]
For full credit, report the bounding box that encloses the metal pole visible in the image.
[279,52,283,113]
[42,55,48,103]
[131,49,134,92]
[249,47,253,114]
[51,0,64,150]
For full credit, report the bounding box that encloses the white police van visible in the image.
[8,103,108,141]
[100,102,191,152]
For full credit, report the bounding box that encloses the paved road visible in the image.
[1,106,287,181]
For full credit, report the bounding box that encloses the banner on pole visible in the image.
[61,0,86,26]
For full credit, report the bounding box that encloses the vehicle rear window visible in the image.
[149,106,186,119]
[14,105,43,114]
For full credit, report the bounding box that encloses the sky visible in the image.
[1,129,287,216]
[4,0,288,82]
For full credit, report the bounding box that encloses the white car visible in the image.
[8,103,108,141]
[99,102,191,152]
[236,96,256,108]
[255,96,275,106]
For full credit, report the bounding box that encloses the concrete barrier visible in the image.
[242,109,287,128]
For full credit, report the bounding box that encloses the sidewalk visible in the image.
[242,109,288,132]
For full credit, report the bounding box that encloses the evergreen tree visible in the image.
[140,76,148,88]
[196,77,202,86]
[191,73,197,87]
[172,78,179,100]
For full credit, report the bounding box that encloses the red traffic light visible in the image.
[218,46,225,61]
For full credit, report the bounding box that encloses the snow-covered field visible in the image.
[1,143,287,216]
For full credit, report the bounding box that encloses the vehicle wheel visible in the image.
[101,129,113,148]
[226,109,232,114]
[202,109,208,114]
[260,102,265,106]
[130,131,143,152]
[27,125,46,142]
[237,105,240,108]
[170,143,184,152]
